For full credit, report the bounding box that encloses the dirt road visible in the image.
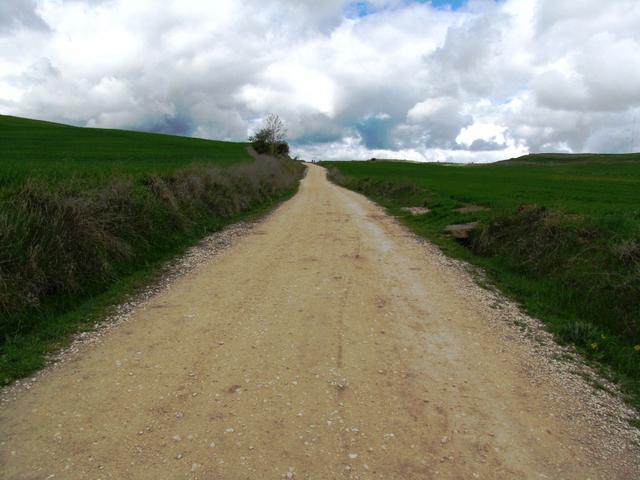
[2,165,639,479]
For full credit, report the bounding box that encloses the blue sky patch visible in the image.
[356,115,395,150]
[350,1,468,18]
[425,0,468,10]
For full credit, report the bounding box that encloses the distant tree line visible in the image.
[250,114,290,156]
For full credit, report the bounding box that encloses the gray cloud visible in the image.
[0,0,638,162]
[0,0,49,33]
[468,139,507,152]
[0,0,49,35]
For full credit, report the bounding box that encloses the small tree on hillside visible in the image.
[250,114,289,156]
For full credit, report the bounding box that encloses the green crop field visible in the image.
[0,115,303,384]
[329,156,640,216]
[0,115,250,193]
[325,156,640,408]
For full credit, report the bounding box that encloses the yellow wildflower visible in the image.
[590,342,598,350]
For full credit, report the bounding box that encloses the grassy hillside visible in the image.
[325,156,640,407]
[498,152,640,165]
[330,158,640,215]
[0,115,304,384]
[0,115,250,191]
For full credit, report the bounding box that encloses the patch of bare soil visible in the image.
[401,206,431,215]
[444,221,480,239]
[453,204,490,214]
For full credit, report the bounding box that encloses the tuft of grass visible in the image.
[324,157,640,409]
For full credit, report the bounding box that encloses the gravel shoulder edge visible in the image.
[342,180,640,462]
[410,227,640,462]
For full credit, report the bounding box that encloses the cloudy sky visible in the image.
[1,0,639,162]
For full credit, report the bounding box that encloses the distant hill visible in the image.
[497,152,640,165]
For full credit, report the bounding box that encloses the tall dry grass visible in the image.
[0,157,304,339]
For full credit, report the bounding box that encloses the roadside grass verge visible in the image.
[0,115,305,385]
[324,158,640,409]
[0,179,300,385]
[1,158,304,385]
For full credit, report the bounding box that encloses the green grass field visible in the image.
[325,156,640,408]
[0,115,303,384]
[0,115,250,192]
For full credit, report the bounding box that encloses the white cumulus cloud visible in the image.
[0,0,639,162]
